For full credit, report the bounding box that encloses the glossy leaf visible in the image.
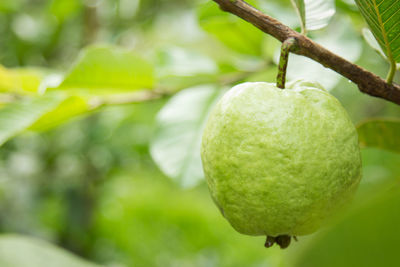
[355,0,400,63]
[357,119,400,153]
[150,85,225,187]
[0,235,101,267]
[0,94,65,145]
[56,45,154,93]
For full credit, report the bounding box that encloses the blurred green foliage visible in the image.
[93,170,283,267]
[292,182,400,267]
[0,0,399,267]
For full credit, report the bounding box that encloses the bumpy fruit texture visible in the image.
[201,80,361,237]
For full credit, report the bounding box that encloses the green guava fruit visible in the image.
[201,80,362,248]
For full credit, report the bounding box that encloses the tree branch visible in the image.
[89,90,165,108]
[213,0,400,105]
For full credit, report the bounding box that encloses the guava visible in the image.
[200,80,362,248]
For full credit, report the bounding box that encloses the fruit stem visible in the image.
[276,37,298,89]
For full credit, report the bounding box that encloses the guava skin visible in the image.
[201,81,362,239]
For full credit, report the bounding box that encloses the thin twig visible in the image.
[89,90,165,108]
[213,0,400,105]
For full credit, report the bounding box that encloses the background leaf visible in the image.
[29,95,91,132]
[0,66,45,94]
[355,0,400,63]
[55,45,154,93]
[150,85,225,187]
[357,119,400,153]
[0,94,65,145]
[197,2,264,56]
[0,235,101,267]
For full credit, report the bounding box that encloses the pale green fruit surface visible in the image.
[201,80,361,237]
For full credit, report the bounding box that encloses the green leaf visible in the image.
[291,0,306,33]
[357,119,400,153]
[56,45,154,93]
[197,2,264,56]
[29,95,91,132]
[0,94,65,146]
[0,235,101,267]
[0,66,16,93]
[355,0,400,64]
[291,185,400,267]
[150,85,225,187]
[0,65,45,94]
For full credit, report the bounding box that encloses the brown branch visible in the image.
[213,0,400,105]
